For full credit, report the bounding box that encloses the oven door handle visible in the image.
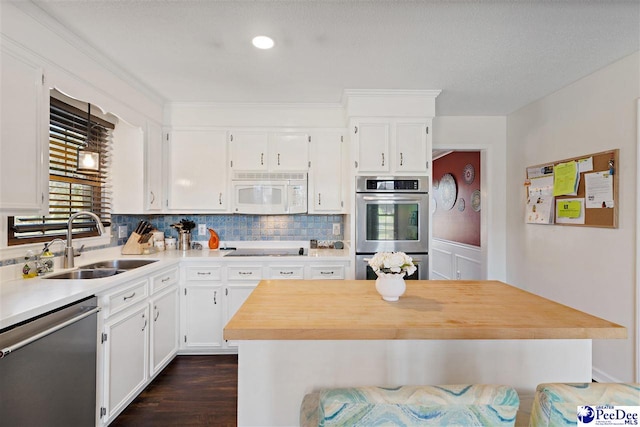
[360,196,421,202]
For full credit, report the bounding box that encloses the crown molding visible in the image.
[11,1,165,106]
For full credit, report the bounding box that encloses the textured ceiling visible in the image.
[28,0,640,115]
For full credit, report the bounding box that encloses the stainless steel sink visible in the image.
[77,259,158,270]
[44,269,126,280]
[43,259,158,280]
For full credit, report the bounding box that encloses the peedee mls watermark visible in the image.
[578,406,640,426]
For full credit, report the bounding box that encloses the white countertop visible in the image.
[0,244,350,330]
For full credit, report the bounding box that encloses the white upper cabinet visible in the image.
[145,122,164,212]
[167,129,228,212]
[269,132,309,171]
[0,48,48,214]
[308,132,344,213]
[229,131,269,171]
[353,118,431,175]
[230,131,309,172]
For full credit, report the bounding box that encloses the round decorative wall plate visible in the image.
[463,164,475,185]
[457,198,465,212]
[431,195,437,214]
[439,173,457,211]
[471,189,481,212]
[432,178,439,190]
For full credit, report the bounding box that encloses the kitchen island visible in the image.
[224,279,626,426]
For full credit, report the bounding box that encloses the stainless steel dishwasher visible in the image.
[0,296,100,426]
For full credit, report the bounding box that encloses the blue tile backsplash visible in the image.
[111,214,344,246]
[0,214,344,267]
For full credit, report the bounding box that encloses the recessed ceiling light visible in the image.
[252,35,274,49]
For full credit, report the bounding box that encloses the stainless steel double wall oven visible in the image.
[355,176,429,280]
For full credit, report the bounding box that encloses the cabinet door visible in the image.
[168,130,228,211]
[229,131,268,171]
[150,286,179,376]
[145,121,164,211]
[224,285,257,348]
[103,304,150,423]
[395,122,428,173]
[0,48,48,214]
[355,121,390,174]
[269,132,309,171]
[111,122,144,213]
[182,285,223,350]
[309,132,343,213]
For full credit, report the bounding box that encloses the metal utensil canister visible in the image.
[178,230,191,251]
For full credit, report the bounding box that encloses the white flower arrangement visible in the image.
[368,251,416,277]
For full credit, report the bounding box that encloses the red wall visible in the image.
[432,151,481,247]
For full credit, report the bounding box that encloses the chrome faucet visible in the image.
[64,211,105,268]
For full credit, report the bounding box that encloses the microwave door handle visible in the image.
[284,184,289,214]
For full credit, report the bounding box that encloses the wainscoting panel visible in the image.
[432,239,482,280]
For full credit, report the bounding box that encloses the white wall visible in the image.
[506,52,639,382]
[433,116,507,281]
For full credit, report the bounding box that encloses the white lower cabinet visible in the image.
[182,284,224,350]
[101,301,149,424]
[98,267,179,425]
[150,285,179,376]
[223,284,258,348]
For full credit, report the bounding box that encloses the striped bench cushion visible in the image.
[530,383,640,426]
[301,384,520,426]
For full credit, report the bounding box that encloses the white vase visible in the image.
[375,274,406,302]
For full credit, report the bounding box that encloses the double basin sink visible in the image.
[44,259,158,280]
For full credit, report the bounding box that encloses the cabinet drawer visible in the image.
[105,279,149,317]
[186,266,222,281]
[267,265,304,280]
[227,265,262,281]
[308,265,345,280]
[150,267,179,293]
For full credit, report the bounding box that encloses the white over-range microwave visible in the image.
[231,172,308,214]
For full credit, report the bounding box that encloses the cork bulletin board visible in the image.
[525,149,619,228]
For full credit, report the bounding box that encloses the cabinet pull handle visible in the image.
[400,152,403,166]
[381,153,385,167]
[161,276,171,282]
[154,306,160,322]
[123,292,136,301]
[260,153,264,165]
[277,153,281,165]
[354,126,358,134]
[197,271,212,275]
[219,192,223,205]
[318,193,321,206]
[280,271,294,275]
[239,271,252,275]
[142,313,147,331]
[150,191,155,203]
[214,291,217,304]
[320,271,334,275]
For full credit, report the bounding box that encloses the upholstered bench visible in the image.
[300,384,520,426]
[530,383,640,426]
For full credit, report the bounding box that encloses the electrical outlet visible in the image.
[118,225,128,239]
[198,224,207,236]
[332,223,340,236]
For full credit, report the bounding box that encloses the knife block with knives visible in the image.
[121,220,155,255]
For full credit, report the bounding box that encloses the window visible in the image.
[8,97,114,246]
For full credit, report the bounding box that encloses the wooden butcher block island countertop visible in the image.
[224,280,626,341]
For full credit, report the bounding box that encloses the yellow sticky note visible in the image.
[553,161,578,196]
[558,200,581,218]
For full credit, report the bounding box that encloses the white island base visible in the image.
[237,339,592,426]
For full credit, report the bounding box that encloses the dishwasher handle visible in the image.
[0,306,100,359]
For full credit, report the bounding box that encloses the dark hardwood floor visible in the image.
[110,355,238,427]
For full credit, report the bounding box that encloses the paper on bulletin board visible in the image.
[577,157,593,173]
[527,164,554,179]
[585,171,614,208]
[553,161,579,196]
[556,198,585,224]
[526,175,554,224]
